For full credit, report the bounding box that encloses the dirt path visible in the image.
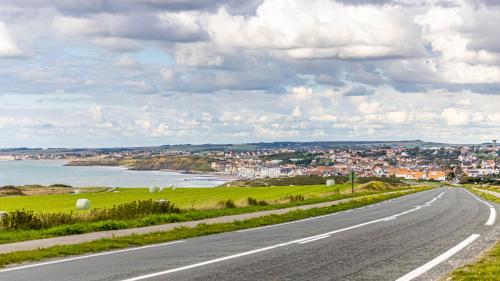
[472,187,500,198]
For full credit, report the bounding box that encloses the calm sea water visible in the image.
[0,160,231,188]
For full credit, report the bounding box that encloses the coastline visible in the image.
[0,160,234,188]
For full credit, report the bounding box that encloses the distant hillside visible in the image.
[66,156,216,172]
[1,140,468,155]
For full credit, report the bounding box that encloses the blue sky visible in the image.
[1,0,499,148]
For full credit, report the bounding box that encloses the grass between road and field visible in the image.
[447,187,499,281]
[0,187,431,268]
[0,187,405,245]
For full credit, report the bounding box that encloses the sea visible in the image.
[0,160,232,188]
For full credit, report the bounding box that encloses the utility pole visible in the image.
[349,170,357,194]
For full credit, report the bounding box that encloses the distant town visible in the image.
[1,140,498,183]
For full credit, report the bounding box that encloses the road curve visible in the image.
[0,187,497,281]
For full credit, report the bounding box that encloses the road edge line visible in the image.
[395,234,480,281]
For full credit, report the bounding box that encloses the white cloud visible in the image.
[0,22,22,57]
[441,107,470,126]
[292,106,302,117]
[357,101,381,114]
[115,56,142,69]
[386,111,411,124]
[204,0,423,59]
[291,86,313,100]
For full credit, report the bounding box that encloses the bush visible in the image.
[0,185,24,196]
[0,200,180,231]
[281,194,305,202]
[218,199,236,209]
[247,197,268,206]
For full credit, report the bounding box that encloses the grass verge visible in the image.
[447,187,499,280]
[0,187,431,268]
[450,243,500,281]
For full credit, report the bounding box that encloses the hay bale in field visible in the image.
[171,185,176,191]
[149,186,159,193]
[0,211,8,221]
[107,187,117,192]
[156,199,168,204]
[70,189,81,195]
[159,186,167,192]
[76,199,91,210]
[326,179,335,186]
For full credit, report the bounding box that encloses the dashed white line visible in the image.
[0,240,186,273]
[395,234,480,281]
[297,235,330,244]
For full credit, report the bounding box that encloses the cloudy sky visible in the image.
[1,0,499,148]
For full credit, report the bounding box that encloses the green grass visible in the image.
[450,242,500,280]
[467,188,500,204]
[0,188,429,268]
[0,189,402,244]
[0,184,356,213]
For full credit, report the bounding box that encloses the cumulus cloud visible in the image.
[0,22,23,57]
[204,0,424,59]
[441,107,470,126]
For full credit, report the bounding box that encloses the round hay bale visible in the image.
[76,199,91,210]
[72,189,81,195]
[149,186,159,193]
[156,199,168,204]
[326,179,335,186]
[0,211,8,221]
[171,185,176,191]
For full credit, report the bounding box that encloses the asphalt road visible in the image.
[1,187,497,281]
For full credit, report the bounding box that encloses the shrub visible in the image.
[281,194,305,202]
[0,185,23,196]
[218,199,236,209]
[0,200,180,231]
[247,197,268,206]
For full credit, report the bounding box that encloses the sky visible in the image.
[1,0,500,148]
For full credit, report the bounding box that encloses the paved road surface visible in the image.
[1,187,497,281]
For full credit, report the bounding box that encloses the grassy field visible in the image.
[0,184,355,213]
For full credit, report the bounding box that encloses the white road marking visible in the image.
[119,192,446,281]
[237,213,339,233]
[465,190,497,226]
[395,234,480,281]
[297,235,330,244]
[0,240,185,273]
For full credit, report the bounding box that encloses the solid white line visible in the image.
[120,193,444,281]
[465,190,497,226]
[0,240,185,273]
[395,234,480,281]
[486,207,496,226]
